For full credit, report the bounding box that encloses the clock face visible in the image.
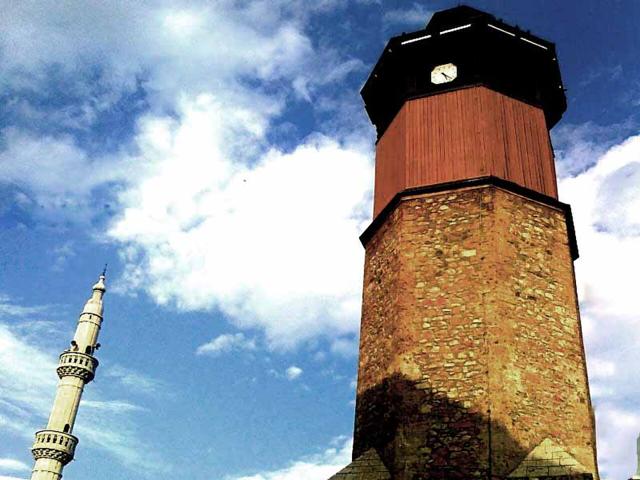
[431,63,457,84]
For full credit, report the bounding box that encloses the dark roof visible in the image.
[361,5,566,138]
[425,5,493,33]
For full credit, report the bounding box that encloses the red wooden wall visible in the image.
[373,86,558,216]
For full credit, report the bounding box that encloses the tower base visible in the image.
[350,178,598,480]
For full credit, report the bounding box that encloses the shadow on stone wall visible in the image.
[353,373,529,480]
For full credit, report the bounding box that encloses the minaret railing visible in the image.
[32,430,78,465]
[57,351,99,383]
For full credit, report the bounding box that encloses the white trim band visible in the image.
[520,37,548,50]
[400,34,432,45]
[440,23,472,35]
[488,23,516,37]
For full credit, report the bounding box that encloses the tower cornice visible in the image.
[360,175,579,259]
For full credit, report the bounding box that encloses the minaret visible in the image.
[630,433,640,480]
[331,5,598,480]
[30,271,106,480]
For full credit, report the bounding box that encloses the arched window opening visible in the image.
[63,424,70,433]
[85,345,92,354]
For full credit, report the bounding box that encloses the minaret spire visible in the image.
[30,271,107,480]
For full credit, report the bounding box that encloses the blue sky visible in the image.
[0,1,639,479]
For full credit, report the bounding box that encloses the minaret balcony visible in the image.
[31,429,78,465]
[57,351,99,383]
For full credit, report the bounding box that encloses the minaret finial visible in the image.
[102,263,107,277]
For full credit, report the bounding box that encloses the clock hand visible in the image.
[441,72,451,80]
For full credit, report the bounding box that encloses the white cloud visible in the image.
[552,121,636,178]
[0,1,372,352]
[0,128,133,221]
[51,241,75,272]
[0,129,105,192]
[0,0,360,126]
[329,337,359,357]
[0,294,48,318]
[592,405,640,480]
[103,364,165,395]
[81,400,147,414]
[588,358,616,379]
[382,3,432,29]
[0,2,312,100]
[0,0,363,227]
[228,436,351,480]
[557,132,640,479]
[0,322,58,416]
[109,94,372,349]
[560,135,640,323]
[285,366,303,380]
[589,384,616,400]
[0,459,29,472]
[196,333,257,356]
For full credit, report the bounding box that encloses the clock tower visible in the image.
[330,6,598,480]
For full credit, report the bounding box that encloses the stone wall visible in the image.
[353,185,598,479]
